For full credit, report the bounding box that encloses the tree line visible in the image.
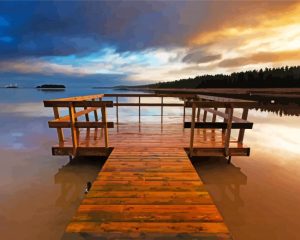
[148,66,300,88]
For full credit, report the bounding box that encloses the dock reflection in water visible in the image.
[192,157,247,227]
[55,157,107,208]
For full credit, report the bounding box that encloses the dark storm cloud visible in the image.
[0,1,189,59]
[0,1,297,60]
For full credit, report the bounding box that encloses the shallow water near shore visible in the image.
[0,88,300,239]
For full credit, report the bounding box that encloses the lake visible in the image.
[0,87,300,240]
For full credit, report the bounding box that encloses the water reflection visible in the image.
[55,157,107,208]
[1,89,300,240]
[192,157,246,206]
[254,102,300,116]
[191,156,248,233]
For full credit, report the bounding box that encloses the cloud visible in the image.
[219,50,300,68]
[0,1,300,84]
[183,49,221,63]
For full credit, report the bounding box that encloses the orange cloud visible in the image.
[219,49,300,68]
[189,1,300,46]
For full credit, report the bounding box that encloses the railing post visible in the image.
[183,103,186,125]
[69,103,78,156]
[116,96,119,125]
[138,96,141,123]
[53,107,64,145]
[203,110,207,122]
[189,102,196,157]
[101,106,109,148]
[238,108,249,144]
[161,96,163,124]
[224,107,233,157]
[92,99,98,121]
[222,108,229,134]
[197,107,200,122]
[212,107,217,122]
[84,107,90,121]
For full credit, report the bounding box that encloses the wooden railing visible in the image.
[103,93,197,124]
[44,93,255,159]
[184,98,255,158]
[44,94,114,156]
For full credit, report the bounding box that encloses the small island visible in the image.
[36,84,66,91]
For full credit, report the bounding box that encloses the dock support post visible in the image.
[224,107,233,157]
[227,156,232,164]
[189,103,196,157]
[238,108,249,144]
[139,96,141,123]
[53,107,64,145]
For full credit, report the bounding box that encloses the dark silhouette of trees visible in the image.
[148,66,300,88]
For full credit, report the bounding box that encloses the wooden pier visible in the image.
[44,93,255,239]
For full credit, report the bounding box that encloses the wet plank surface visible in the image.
[53,123,249,157]
[65,147,232,239]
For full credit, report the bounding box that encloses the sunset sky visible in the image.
[0,1,299,86]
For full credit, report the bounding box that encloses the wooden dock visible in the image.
[65,147,231,239]
[44,93,255,239]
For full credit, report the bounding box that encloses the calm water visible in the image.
[0,88,300,240]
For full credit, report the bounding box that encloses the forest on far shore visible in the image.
[146,66,300,88]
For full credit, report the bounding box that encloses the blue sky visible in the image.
[0,1,299,87]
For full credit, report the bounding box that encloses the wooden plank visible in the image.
[184,122,253,129]
[66,222,229,234]
[44,94,104,107]
[103,93,197,98]
[52,146,112,156]
[115,103,183,107]
[187,147,250,156]
[73,101,113,108]
[204,108,251,123]
[65,148,232,238]
[185,101,255,108]
[48,121,114,128]
[196,94,254,103]
[49,107,98,123]
[50,94,104,101]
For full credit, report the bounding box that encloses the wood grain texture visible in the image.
[65,147,232,239]
[52,122,249,157]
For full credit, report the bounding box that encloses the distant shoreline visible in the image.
[111,87,300,101]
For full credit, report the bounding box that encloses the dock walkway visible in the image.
[44,93,256,239]
[65,147,231,239]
